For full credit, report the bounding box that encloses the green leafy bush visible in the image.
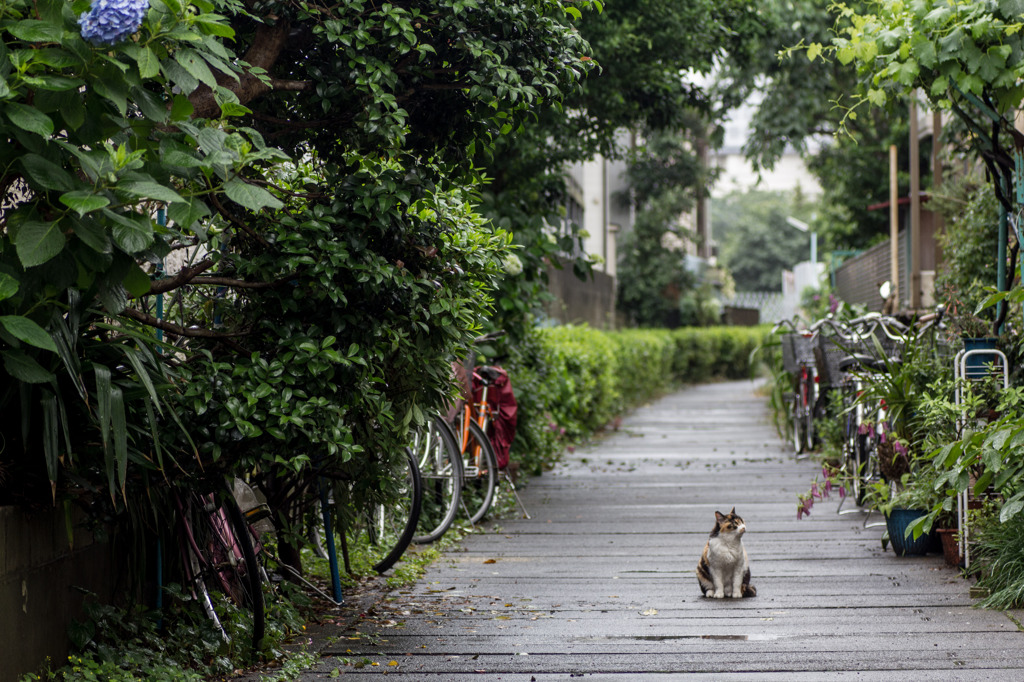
[672,326,768,383]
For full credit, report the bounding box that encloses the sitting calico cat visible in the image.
[696,508,756,599]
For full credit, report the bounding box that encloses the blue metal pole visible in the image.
[318,481,344,603]
[998,178,1008,335]
[155,207,166,619]
[156,207,166,346]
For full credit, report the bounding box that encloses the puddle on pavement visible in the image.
[576,634,782,642]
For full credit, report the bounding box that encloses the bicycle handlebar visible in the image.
[473,329,506,344]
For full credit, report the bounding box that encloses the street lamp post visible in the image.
[785,216,817,265]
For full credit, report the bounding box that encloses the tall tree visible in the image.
[616,125,709,327]
[478,0,770,336]
[0,0,596,519]
[724,0,914,251]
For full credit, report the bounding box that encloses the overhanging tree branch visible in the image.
[146,259,215,295]
[121,307,252,338]
[189,20,293,119]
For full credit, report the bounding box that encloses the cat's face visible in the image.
[713,508,746,536]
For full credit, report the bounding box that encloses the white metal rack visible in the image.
[954,346,1009,569]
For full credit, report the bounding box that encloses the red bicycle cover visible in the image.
[473,366,518,469]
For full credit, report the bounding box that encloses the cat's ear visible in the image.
[714,511,725,523]
[730,507,736,516]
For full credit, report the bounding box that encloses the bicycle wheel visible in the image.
[851,432,874,506]
[802,383,816,452]
[460,420,498,525]
[179,488,265,649]
[344,448,422,574]
[787,392,804,454]
[413,416,464,544]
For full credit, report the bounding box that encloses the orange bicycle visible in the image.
[456,351,530,523]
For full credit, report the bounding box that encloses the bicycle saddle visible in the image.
[476,365,503,385]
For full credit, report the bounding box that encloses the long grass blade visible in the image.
[117,345,162,415]
[94,364,114,499]
[64,499,74,551]
[19,382,30,452]
[54,389,74,467]
[111,386,128,498]
[142,395,178,478]
[165,400,201,467]
[50,310,86,401]
[41,391,60,502]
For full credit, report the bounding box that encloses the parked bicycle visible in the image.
[810,310,946,506]
[165,478,267,649]
[411,416,463,543]
[776,318,818,454]
[451,330,529,524]
[328,448,423,574]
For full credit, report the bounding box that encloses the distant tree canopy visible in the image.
[728,0,913,252]
[713,190,815,292]
[479,0,769,335]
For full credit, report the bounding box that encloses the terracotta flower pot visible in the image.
[936,528,960,566]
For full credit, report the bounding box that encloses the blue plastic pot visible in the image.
[962,337,1000,380]
[886,508,940,556]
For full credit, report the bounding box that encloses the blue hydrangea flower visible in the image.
[79,0,150,46]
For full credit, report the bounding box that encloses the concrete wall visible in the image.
[544,264,616,328]
[1,506,117,682]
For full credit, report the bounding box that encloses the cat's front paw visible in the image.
[710,590,724,599]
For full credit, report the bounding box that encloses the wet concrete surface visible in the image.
[295,380,1024,680]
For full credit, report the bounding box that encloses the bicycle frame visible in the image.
[460,376,493,467]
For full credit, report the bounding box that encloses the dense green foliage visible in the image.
[971,508,1024,609]
[931,173,1001,331]
[813,0,1024,220]
[0,0,596,516]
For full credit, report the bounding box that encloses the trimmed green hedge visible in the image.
[507,325,770,474]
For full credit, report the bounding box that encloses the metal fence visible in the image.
[724,291,785,323]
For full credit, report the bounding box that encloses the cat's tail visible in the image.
[741,584,757,598]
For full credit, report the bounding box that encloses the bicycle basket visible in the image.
[793,334,816,365]
[781,334,799,373]
[814,333,859,387]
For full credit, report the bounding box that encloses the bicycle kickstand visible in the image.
[501,470,531,520]
[837,494,860,515]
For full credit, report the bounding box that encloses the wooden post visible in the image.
[890,144,899,307]
[909,99,922,310]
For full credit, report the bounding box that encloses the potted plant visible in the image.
[865,473,943,556]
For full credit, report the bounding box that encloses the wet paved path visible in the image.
[305,380,1024,680]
